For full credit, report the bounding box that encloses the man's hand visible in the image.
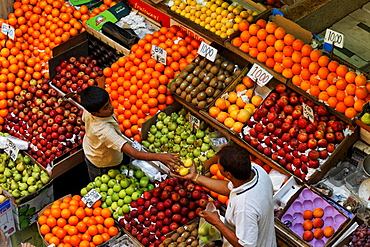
[198,210,222,226]
[171,160,198,182]
[159,153,182,168]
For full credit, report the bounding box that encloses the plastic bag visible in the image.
[198,202,222,246]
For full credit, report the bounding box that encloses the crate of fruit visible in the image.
[276,185,353,247]
[164,0,267,44]
[241,83,359,184]
[37,194,121,247]
[169,42,249,111]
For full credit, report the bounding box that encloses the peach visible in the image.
[323,226,334,238]
[314,228,324,239]
[302,210,313,220]
[302,220,313,231]
[313,207,324,218]
[302,230,314,242]
[312,218,324,228]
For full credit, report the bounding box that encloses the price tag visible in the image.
[4,139,19,161]
[151,45,167,65]
[324,28,344,48]
[247,63,273,87]
[132,140,142,151]
[189,114,200,129]
[48,244,56,247]
[197,41,217,62]
[82,189,101,208]
[302,103,314,123]
[210,137,227,147]
[1,23,14,40]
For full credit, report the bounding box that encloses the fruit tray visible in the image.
[279,187,349,247]
[170,42,250,112]
[240,84,359,184]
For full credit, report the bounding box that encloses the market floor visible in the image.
[53,161,91,200]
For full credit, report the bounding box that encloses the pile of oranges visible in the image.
[38,195,119,247]
[231,19,370,119]
[205,163,230,206]
[208,76,262,133]
[103,26,200,142]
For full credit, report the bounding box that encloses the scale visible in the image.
[358,178,370,208]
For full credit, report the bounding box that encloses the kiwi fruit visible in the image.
[209,78,218,88]
[190,240,199,247]
[224,76,233,85]
[175,88,182,95]
[234,68,242,75]
[176,236,186,243]
[197,83,207,92]
[206,97,214,104]
[191,77,201,86]
[174,77,183,87]
[226,63,235,72]
[185,94,192,103]
[198,70,207,80]
[213,89,222,98]
[190,229,198,237]
[221,61,229,69]
[185,84,194,93]
[205,87,215,97]
[162,238,172,246]
[205,63,213,71]
[177,226,186,234]
[171,233,180,242]
[210,65,220,75]
[186,73,194,82]
[185,62,196,72]
[203,74,214,84]
[196,92,206,101]
[181,231,191,239]
[216,82,224,89]
[177,243,187,247]
[179,70,189,79]
[180,81,189,90]
[193,66,202,76]
[198,100,207,109]
[217,74,226,82]
[187,223,197,232]
[170,83,177,93]
[168,243,177,247]
[190,88,200,98]
[192,98,199,105]
[193,56,201,64]
[199,58,207,67]
[180,91,187,99]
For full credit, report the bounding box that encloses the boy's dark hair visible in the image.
[80,86,110,113]
[218,144,251,180]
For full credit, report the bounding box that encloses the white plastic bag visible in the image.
[198,202,222,246]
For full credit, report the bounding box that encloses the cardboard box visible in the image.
[10,222,44,247]
[0,198,16,237]
[127,0,171,27]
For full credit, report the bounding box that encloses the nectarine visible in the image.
[312,218,324,228]
[302,220,313,231]
[302,210,313,220]
[302,230,314,242]
[323,226,334,238]
[314,228,324,239]
[313,207,324,218]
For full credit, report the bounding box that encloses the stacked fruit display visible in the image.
[230,19,370,119]
[141,108,216,173]
[347,223,370,246]
[119,177,219,246]
[168,0,260,38]
[301,208,334,242]
[103,26,200,142]
[207,76,264,133]
[38,195,120,247]
[242,84,347,181]
[0,152,50,200]
[3,83,84,167]
[80,166,154,220]
[160,221,199,246]
[51,56,103,104]
[170,54,242,110]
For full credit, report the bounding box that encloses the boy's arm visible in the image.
[121,143,182,167]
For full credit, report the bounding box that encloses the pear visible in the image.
[168,122,177,131]
[13,173,22,182]
[149,144,156,153]
[193,148,201,157]
[154,131,162,139]
[186,153,194,159]
[12,189,21,198]
[180,140,187,148]
[147,133,155,143]
[171,112,180,121]
[141,140,150,148]
[186,135,196,145]
[361,113,370,125]
[199,223,210,235]
[16,153,24,163]
[161,127,169,135]
[0,195,6,204]
[174,135,182,144]
[0,174,7,183]
[176,116,186,125]
[11,180,18,190]
[7,160,15,168]
[167,131,175,139]
[178,108,187,117]
[24,155,31,164]
[206,150,215,158]
[18,182,28,191]
[40,175,50,184]
[16,162,25,172]
[176,126,185,135]
[161,144,169,152]
[154,140,161,148]
[21,191,29,197]
[181,131,190,140]
[196,129,205,139]
[0,163,5,173]
[201,143,211,152]
[33,164,41,173]
[173,144,181,153]
[150,125,157,134]
[180,149,188,157]
[156,121,164,130]
[209,225,219,237]
[157,112,167,121]
[32,172,40,180]
[163,116,171,125]
[4,168,12,177]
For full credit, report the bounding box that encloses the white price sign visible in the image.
[247,63,273,87]
[197,42,217,62]
[324,29,344,48]
[82,189,101,208]
[4,139,19,161]
[151,45,167,65]
[302,103,315,123]
[1,23,14,40]
[189,114,200,129]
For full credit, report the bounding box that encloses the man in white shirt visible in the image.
[181,144,276,247]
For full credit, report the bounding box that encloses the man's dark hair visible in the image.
[80,86,110,113]
[218,144,251,180]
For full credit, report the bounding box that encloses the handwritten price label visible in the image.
[1,23,14,40]
[302,103,314,123]
[189,114,200,129]
[247,63,273,87]
[4,139,19,161]
[82,189,101,208]
[151,45,167,65]
[324,29,344,48]
[197,42,217,62]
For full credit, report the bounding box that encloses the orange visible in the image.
[309,50,322,62]
[356,87,368,99]
[248,24,260,35]
[283,33,295,46]
[318,91,329,101]
[217,112,229,123]
[336,65,348,77]
[327,97,338,108]
[355,74,367,86]
[328,60,339,72]
[40,224,51,235]
[343,95,355,106]
[326,85,338,97]
[92,235,104,245]
[108,226,118,236]
[301,44,313,57]
[47,217,57,228]
[210,164,219,175]
[104,218,115,228]
[354,99,365,112]
[345,107,357,119]
[318,67,329,80]
[274,27,286,39]
[265,22,277,34]
[218,194,229,204]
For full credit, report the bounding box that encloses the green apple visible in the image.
[139,177,149,188]
[111,202,118,211]
[115,174,124,181]
[100,183,108,192]
[125,185,135,196]
[134,170,144,179]
[100,192,107,202]
[80,187,88,196]
[123,195,132,204]
[122,204,130,214]
[113,183,121,192]
[108,169,120,179]
[118,190,126,199]
[117,199,124,207]
[131,191,141,201]
[101,202,108,208]
[111,193,119,202]
[107,188,114,196]
[108,179,116,188]
[86,182,95,191]
[105,197,113,206]
[101,174,110,183]
[112,211,119,220]
[94,188,100,193]
[120,178,131,189]
[119,165,128,172]
[117,207,124,216]
[94,178,102,188]
[148,184,154,191]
